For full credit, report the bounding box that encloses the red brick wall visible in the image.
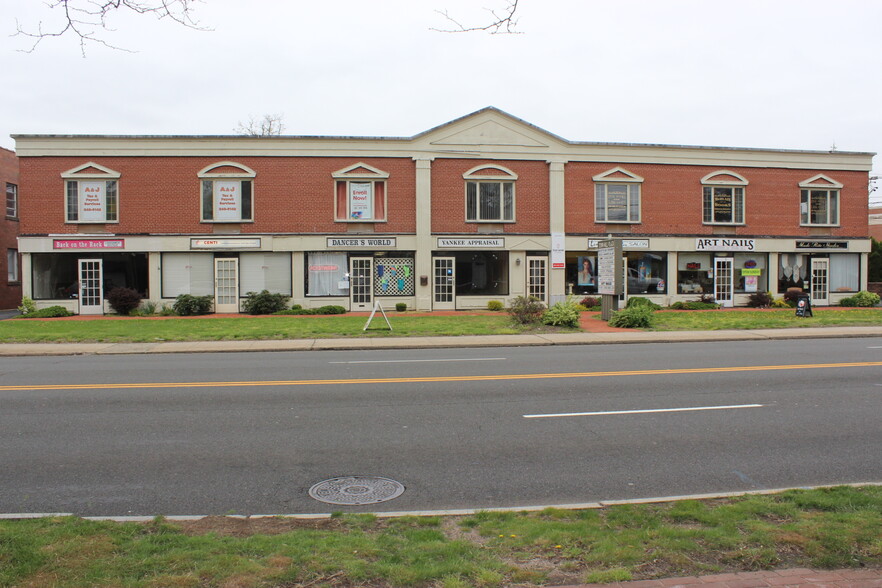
[565,163,870,237]
[0,148,21,309]
[19,156,417,236]
[431,159,550,234]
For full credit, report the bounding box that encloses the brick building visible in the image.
[1,148,21,310]
[12,108,875,314]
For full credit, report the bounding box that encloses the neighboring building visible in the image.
[870,207,882,241]
[12,108,875,315]
[0,148,21,310]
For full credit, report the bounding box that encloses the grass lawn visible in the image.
[648,308,882,331]
[2,486,880,587]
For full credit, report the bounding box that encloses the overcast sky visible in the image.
[3,0,880,204]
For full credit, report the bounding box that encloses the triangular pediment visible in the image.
[593,167,644,182]
[799,174,843,189]
[332,162,389,179]
[418,108,565,151]
[507,237,547,250]
[61,161,121,178]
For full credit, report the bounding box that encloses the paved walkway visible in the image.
[566,567,882,588]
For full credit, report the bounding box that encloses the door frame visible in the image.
[433,257,456,310]
[714,257,734,308]
[810,258,830,306]
[525,256,548,305]
[349,257,374,311]
[214,257,240,313]
[77,258,104,315]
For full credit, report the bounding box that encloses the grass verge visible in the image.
[647,308,882,331]
[2,486,881,587]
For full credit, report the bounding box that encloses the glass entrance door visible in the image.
[714,257,734,307]
[433,257,455,310]
[350,257,373,311]
[78,258,104,315]
[214,258,239,313]
[526,256,547,304]
[811,258,829,306]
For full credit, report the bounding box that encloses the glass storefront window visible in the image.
[306,252,348,296]
[625,252,667,295]
[31,253,148,299]
[830,254,859,293]
[449,251,508,296]
[734,253,767,293]
[678,253,713,295]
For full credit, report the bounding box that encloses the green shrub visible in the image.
[507,296,545,325]
[771,297,791,308]
[316,305,346,315]
[241,290,290,315]
[106,287,142,315]
[608,306,654,328]
[274,308,316,315]
[172,294,213,316]
[839,290,881,307]
[17,296,36,315]
[579,296,600,309]
[542,299,581,327]
[158,304,176,316]
[747,291,773,308]
[670,300,721,310]
[291,304,303,311]
[395,302,407,312]
[625,297,662,311]
[15,305,73,319]
[487,300,504,311]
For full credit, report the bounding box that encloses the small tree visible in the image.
[507,295,545,324]
[106,287,142,315]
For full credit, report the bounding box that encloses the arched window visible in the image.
[701,170,748,225]
[799,174,842,226]
[61,162,120,223]
[463,165,517,222]
[198,162,256,222]
[332,163,389,222]
[593,167,643,223]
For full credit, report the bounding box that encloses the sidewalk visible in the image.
[1,323,881,356]
[567,567,882,588]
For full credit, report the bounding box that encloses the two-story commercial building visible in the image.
[13,108,874,314]
[1,147,21,310]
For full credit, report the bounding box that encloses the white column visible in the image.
[548,160,567,303]
[414,157,433,311]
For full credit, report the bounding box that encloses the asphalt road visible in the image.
[1,338,880,516]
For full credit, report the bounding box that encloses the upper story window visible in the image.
[702,171,747,225]
[62,162,120,223]
[799,174,842,226]
[464,165,516,222]
[198,162,255,222]
[332,163,388,222]
[593,167,642,223]
[5,183,17,218]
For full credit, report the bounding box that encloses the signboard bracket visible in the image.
[363,301,393,331]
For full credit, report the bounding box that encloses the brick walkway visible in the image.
[562,568,882,588]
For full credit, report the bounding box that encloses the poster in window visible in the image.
[349,182,373,220]
[577,256,596,286]
[213,180,241,221]
[606,185,628,221]
[713,188,733,221]
[78,181,105,222]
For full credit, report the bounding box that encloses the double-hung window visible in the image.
[593,167,642,223]
[62,162,120,223]
[198,162,256,222]
[5,183,17,218]
[7,249,18,283]
[332,163,388,222]
[701,171,747,225]
[799,175,842,226]
[464,165,516,222]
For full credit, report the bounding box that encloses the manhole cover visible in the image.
[308,476,405,505]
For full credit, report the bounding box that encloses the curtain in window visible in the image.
[829,254,858,292]
[307,252,348,296]
[161,253,213,298]
[239,253,292,296]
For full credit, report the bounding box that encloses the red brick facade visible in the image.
[0,148,20,309]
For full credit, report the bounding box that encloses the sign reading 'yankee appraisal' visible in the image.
[437,238,504,248]
[695,238,755,251]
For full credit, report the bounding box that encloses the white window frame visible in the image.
[593,167,643,224]
[5,183,17,218]
[198,162,256,223]
[332,163,389,222]
[463,165,517,223]
[701,171,747,225]
[799,175,842,227]
[61,162,121,224]
[7,249,18,283]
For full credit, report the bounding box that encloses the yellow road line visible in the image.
[1,361,880,392]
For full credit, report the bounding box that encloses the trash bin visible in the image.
[795,293,813,318]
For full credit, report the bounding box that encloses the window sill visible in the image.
[702,222,745,226]
[466,220,516,224]
[800,223,840,228]
[5,216,18,221]
[65,220,120,224]
[200,220,255,224]
[597,220,641,224]
[335,219,387,223]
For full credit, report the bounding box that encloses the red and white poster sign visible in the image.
[349,182,372,220]
[214,181,241,221]
[78,181,106,222]
[54,239,125,249]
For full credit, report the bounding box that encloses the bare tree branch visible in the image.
[14,0,208,56]
[431,0,521,34]
[235,114,286,137]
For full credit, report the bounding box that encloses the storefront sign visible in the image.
[54,238,125,249]
[741,268,762,276]
[327,237,396,248]
[795,240,848,250]
[695,238,755,251]
[597,239,623,296]
[437,238,504,248]
[588,239,649,249]
[78,181,106,222]
[551,232,565,269]
[191,238,262,249]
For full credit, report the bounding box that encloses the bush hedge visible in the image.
[173,294,213,316]
[839,290,881,307]
[241,290,290,315]
[15,305,73,319]
[608,306,654,328]
[106,287,142,315]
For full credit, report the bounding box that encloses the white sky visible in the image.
[3,0,881,204]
